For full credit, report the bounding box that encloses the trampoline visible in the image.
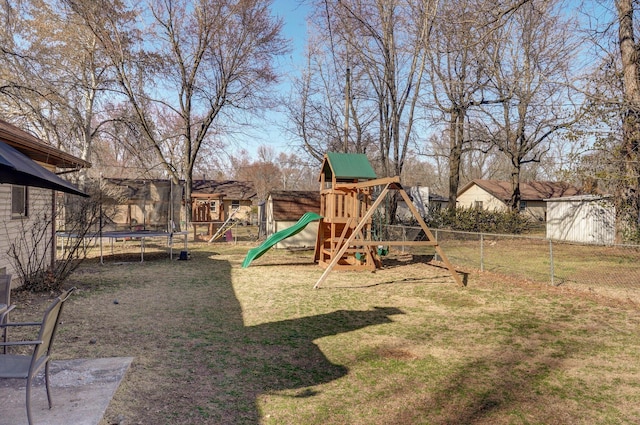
[57,230,188,264]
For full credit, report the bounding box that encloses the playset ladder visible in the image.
[208,207,240,243]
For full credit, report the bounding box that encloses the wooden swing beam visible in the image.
[314,176,464,288]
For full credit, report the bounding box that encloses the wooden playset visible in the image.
[313,152,462,288]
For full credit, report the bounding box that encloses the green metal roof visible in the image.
[322,152,377,180]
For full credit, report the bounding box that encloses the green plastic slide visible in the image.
[242,212,322,268]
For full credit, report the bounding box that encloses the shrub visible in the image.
[423,207,534,234]
[6,181,119,292]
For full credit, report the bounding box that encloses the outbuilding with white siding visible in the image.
[545,195,615,245]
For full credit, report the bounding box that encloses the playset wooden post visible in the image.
[313,152,463,288]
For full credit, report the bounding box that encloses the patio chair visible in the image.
[0,274,10,306]
[0,274,14,354]
[0,287,76,425]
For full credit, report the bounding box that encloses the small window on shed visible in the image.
[231,200,240,209]
[474,201,483,209]
[11,185,27,218]
[519,200,527,211]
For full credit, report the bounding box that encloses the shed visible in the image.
[102,178,183,232]
[396,186,447,222]
[546,195,615,245]
[266,190,320,249]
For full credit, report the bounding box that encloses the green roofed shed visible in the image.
[319,152,377,185]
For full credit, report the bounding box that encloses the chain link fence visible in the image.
[383,225,640,303]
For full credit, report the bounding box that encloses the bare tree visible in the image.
[287,13,378,161]
[5,184,110,292]
[569,61,624,197]
[425,0,499,209]
[229,146,316,201]
[424,0,549,210]
[276,151,317,191]
[398,153,438,188]
[476,0,581,210]
[0,0,118,181]
[68,0,288,223]
[555,0,640,241]
[291,0,436,224]
[332,0,431,180]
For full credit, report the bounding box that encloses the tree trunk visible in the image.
[616,0,640,242]
[509,166,521,211]
[447,109,464,210]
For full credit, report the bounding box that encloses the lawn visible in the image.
[10,242,640,424]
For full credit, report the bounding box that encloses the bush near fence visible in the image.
[410,207,536,234]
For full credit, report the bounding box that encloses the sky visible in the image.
[272,0,309,58]
[232,0,310,158]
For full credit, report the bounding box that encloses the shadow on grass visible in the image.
[380,253,436,268]
[336,276,450,288]
[380,254,469,286]
[181,257,404,424]
[383,314,579,425]
[65,246,608,424]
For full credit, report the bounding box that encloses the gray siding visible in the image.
[0,185,53,280]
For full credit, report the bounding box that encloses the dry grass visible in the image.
[8,241,640,424]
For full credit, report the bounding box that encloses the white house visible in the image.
[546,195,615,245]
[457,179,581,221]
[0,120,89,284]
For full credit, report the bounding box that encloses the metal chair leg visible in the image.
[26,375,33,425]
[45,361,53,409]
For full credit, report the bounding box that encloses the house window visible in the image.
[210,201,217,213]
[474,201,483,209]
[519,200,527,211]
[11,185,27,218]
[231,200,240,209]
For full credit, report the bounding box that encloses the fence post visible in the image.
[434,229,439,261]
[480,233,484,272]
[549,239,554,286]
[402,226,406,253]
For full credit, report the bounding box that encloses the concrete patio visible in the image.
[0,357,132,425]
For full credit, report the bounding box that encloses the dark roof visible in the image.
[545,194,612,202]
[402,186,448,203]
[320,152,377,181]
[0,119,91,169]
[192,180,256,200]
[0,141,88,196]
[103,178,179,201]
[268,190,321,221]
[429,193,448,202]
[459,179,581,201]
